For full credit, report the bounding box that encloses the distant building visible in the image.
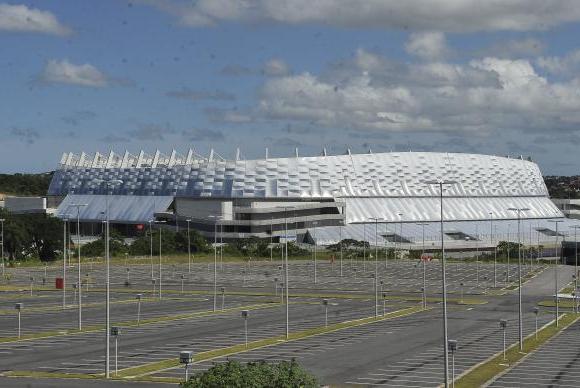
[552,198,580,220]
[47,149,577,248]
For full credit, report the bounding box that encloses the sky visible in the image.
[2,1,580,175]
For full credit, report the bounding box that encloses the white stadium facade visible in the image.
[47,149,579,251]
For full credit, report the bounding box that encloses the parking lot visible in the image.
[490,318,580,387]
[0,258,570,387]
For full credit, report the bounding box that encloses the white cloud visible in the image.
[262,58,290,76]
[41,59,108,87]
[139,0,580,33]
[405,32,450,61]
[0,3,71,36]
[537,49,580,75]
[215,49,580,136]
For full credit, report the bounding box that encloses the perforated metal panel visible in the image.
[48,152,548,199]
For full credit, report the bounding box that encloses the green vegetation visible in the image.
[0,172,52,196]
[455,313,580,388]
[544,175,580,199]
[0,209,63,262]
[181,360,318,388]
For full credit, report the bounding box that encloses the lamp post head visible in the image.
[447,339,458,352]
[136,294,142,300]
[110,326,119,336]
[241,310,249,318]
[533,307,539,315]
[322,299,328,306]
[15,303,22,311]
[500,319,507,329]
[179,351,193,365]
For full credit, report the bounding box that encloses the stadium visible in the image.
[47,149,576,250]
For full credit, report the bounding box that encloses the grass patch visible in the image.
[538,300,577,309]
[117,305,427,378]
[455,313,580,388]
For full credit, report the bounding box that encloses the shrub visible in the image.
[181,359,318,388]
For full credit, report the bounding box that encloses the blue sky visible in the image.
[2,0,580,174]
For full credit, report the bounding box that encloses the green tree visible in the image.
[129,228,209,256]
[181,360,318,388]
[0,210,63,262]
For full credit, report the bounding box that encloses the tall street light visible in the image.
[277,206,294,340]
[339,219,344,277]
[398,213,404,261]
[0,218,4,276]
[148,220,154,277]
[426,179,457,388]
[312,220,318,284]
[548,219,564,327]
[489,212,496,288]
[417,222,429,310]
[93,178,123,379]
[61,214,71,309]
[154,220,167,299]
[186,219,192,274]
[208,215,222,312]
[570,225,580,295]
[70,203,87,330]
[508,207,529,351]
[369,217,384,317]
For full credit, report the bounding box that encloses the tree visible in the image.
[129,228,209,256]
[181,360,318,388]
[0,210,63,262]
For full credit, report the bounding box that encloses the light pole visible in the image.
[208,215,222,312]
[533,307,539,339]
[0,218,4,276]
[382,292,387,315]
[15,303,22,338]
[241,310,249,348]
[570,225,580,311]
[221,286,226,310]
[322,299,329,327]
[417,222,429,309]
[313,220,318,284]
[369,217,383,317]
[448,340,457,388]
[148,220,154,277]
[62,216,68,309]
[506,223,511,283]
[475,223,480,287]
[179,351,193,382]
[339,219,344,277]
[70,203,87,331]
[508,207,529,351]
[398,213,404,261]
[154,220,167,299]
[93,178,123,379]
[490,212,496,288]
[277,206,294,340]
[548,219,563,327]
[136,294,142,325]
[110,326,119,375]
[573,276,578,314]
[426,179,457,388]
[270,216,273,262]
[500,319,507,360]
[186,219,192,274]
